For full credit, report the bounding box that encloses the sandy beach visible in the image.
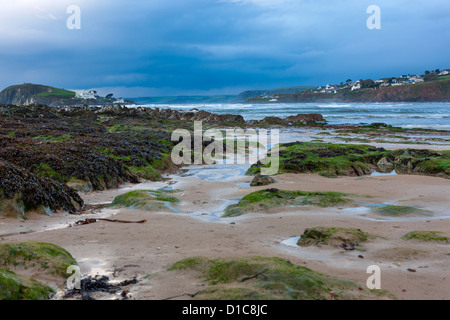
[1,130,449,300]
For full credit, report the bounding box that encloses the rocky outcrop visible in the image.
[285,113,325,123]
[0,160,84,217]
[257,116,287,125]
[247,142,449,179]
[0,103,249,217]
[0,84,50,105]
[0,84,133,106]
[94,105,245,123]
[255,113,326,125]
[0,84,76,105]
[250,174,276,186]
[0,104,178,216]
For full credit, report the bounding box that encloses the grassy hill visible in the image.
[0,83,128,106]
[0,84,76,105]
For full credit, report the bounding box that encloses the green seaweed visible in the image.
[223,189,355,217]
[33,162,61,180]
[0,242,77,278]
[110,189,179,211]
[32,134,72,143]
[168,256,388,300]
[371,205,433,217]
[401,231,449,243]
[296,227,370,247]
[247,142,448,179]
[0,267,54,300]
[127,165,161,181]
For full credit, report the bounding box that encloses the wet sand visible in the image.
[1,131,449,300]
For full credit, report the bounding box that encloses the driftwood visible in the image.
[162,291,203,300]
[240,268,268,282]
[75,218,147,225]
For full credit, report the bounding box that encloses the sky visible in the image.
[0,0,449,97]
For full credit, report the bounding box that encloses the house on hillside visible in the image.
[113,98,125,104]
[351,81,361,91]
[325,84,336,93]
[75,90,97,100]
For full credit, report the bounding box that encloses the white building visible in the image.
[74,90,97,100]
[351,81,361,91]
[323,84,337,93]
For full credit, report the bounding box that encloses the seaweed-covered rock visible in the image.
[0,103,249,214]
[247,142,449,178]
[0,160,83,217]
[401,231,449,243]
[297,227,370,248]
[371,205,433,217]
[168,256,388,300]
[255,114,326,125]
[0,242,77,278]
[0,267,54,300]
[285,113,325,123]
[224,189,355,217]
[250,174,276,187]
[110,190,180,212]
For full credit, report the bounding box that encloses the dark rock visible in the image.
[255,114,326,125]
[258,116,287,125]
[250,174,276,187]
[285,113,325,123]
[0,160,84,217]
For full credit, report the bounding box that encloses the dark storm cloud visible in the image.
[0,0,448,96]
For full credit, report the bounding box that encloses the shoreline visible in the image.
[1,126,449,300]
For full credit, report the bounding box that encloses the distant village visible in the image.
[260,69,449,101]
[316,69,449,94]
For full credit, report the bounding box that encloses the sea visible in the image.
[134,102,450,130]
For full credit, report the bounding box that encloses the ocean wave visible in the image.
[138,103,450,129]
[315,104,353,108]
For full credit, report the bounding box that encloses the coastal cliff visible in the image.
[0,83,133,106]
[0,84,76,105]
[247,77,450,103]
